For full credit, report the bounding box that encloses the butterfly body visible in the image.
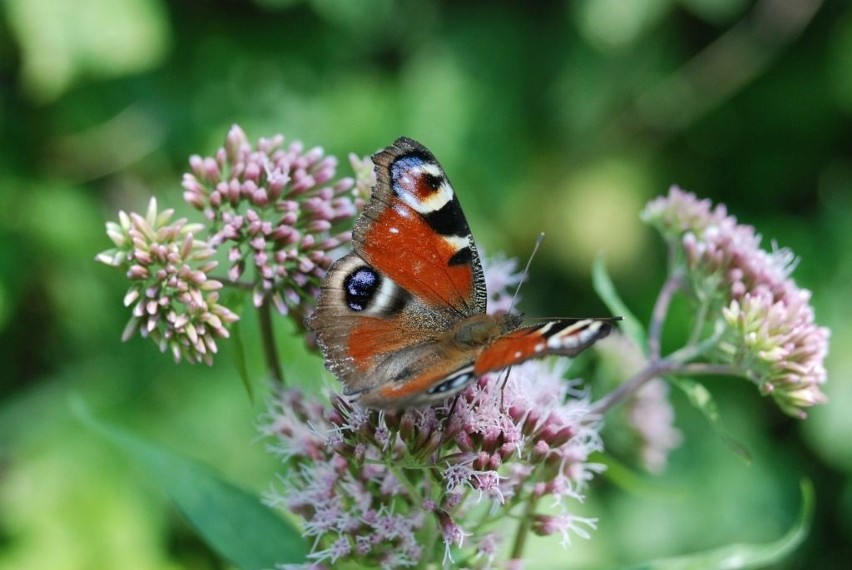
[308,137,613,409]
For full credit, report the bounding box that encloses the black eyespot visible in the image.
[424,173,443,190]
[344,267,380,312]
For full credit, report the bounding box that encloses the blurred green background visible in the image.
[1,0,850,568]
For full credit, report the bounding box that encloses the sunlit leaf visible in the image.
[72,397,306,569]
[593,255,646,348]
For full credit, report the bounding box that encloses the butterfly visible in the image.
[307,137,615,409]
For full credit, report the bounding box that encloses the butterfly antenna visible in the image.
[509,232,545,313]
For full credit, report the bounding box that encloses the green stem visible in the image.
[686,294,711,348]
[678,362,742,377]
[510,493,540,560]
[258,296,285,385]
[591,359,678,415]
[591,329,740,416]
[666,321,724,363]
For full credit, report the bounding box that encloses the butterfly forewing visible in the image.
[357,137,486,318]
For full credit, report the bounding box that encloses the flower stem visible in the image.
[510,493,540,560]
[678,362,741,377]
[666,321,724,363]
[590,359,677,415]
[648,269,684,361]
[258,296,285,385]
[686,295,711,348]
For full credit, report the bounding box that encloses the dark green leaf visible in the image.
[72,397,306,569]
[621,479,814,570]
[670,376,751,464]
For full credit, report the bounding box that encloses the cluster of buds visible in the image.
[596,333,683,473]
[642,186,830,417]
[181,125,368,315]
[98,126,369,362]
[96,198,238,363]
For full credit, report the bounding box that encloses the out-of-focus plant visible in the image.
[97,128,830,569]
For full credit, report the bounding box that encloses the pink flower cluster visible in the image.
[96,198,238,363]
[596,333,683,472]
[263,363,602,569]
[99,126,368,363]
[181,125,367,315]
[261,258,602,568]
[642,186,829,417]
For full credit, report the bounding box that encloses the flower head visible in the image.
[596,333,682,472]
[181,125,363,315]
[99,126,367,363]
[482,254,524,314]
[642,186,830,417]
[96,198,238,363]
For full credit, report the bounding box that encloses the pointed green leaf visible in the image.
[670,376,751,464]
[592,255,646,348]
[621,479,814,570]
[72,397,306,569]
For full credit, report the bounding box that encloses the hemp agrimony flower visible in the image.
[97,130,831,569]
[640,186,829,418]
[182,125,364,315]
[596,333,682,473]
[98,126,365,366]
[96,198,238,364]
[264,365,603,569]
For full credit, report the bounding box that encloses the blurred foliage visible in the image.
[0,0,850,568]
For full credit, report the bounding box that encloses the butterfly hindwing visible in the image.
[309,251,448,393]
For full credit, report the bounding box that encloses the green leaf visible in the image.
[592,255,646,348]
[72,397,307,569]
[621,479,814,570]
[670,376,751,464]
[593,452,683,500]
